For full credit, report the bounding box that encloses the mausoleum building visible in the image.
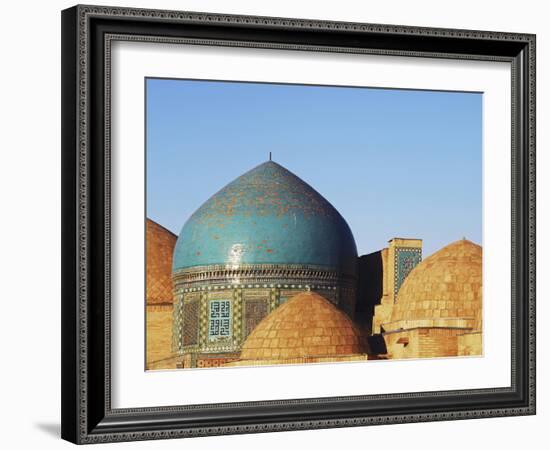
[171,161,358,368]
[144,159,483,369]
[374,239,482,359]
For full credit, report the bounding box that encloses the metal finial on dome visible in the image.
[269,151,272,161]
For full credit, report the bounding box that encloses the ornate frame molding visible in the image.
[61,4,535,444]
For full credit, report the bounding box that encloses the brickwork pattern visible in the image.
[145,219,178,369]
[146,219,177,304]
[225,354,369,367]
[417,328,460,358]
[389,239,482,331]
[146,305,174,369]
[458,331,483,356]
[384,327,464,360]
[240,291,364,361]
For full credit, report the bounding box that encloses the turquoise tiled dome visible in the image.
[173,161,357,275]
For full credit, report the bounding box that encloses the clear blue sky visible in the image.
[146,78,482,258]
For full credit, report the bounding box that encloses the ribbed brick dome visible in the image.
[391,239,482,330]
[146,218,177,304]
[240,291,364,361]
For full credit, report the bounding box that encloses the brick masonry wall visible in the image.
[146,219,178,369]
[146,304,175,369]
[457,331,482,356]
[370,239,422,334]
[384,327,467,359]
[418,328,460,358]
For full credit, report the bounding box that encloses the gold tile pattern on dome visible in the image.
[240,291,365,361]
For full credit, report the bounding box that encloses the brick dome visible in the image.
[389,239,482,331]
[240,291,364,361]
[146,219,177,305]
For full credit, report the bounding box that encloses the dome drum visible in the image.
[172,281,357,363]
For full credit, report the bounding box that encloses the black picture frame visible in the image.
[61,4,536,444]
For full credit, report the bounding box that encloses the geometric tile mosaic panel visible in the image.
[208,299,232,340]
[182,300,200,346]
[394,248,422,296]
[244,299,268,338]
